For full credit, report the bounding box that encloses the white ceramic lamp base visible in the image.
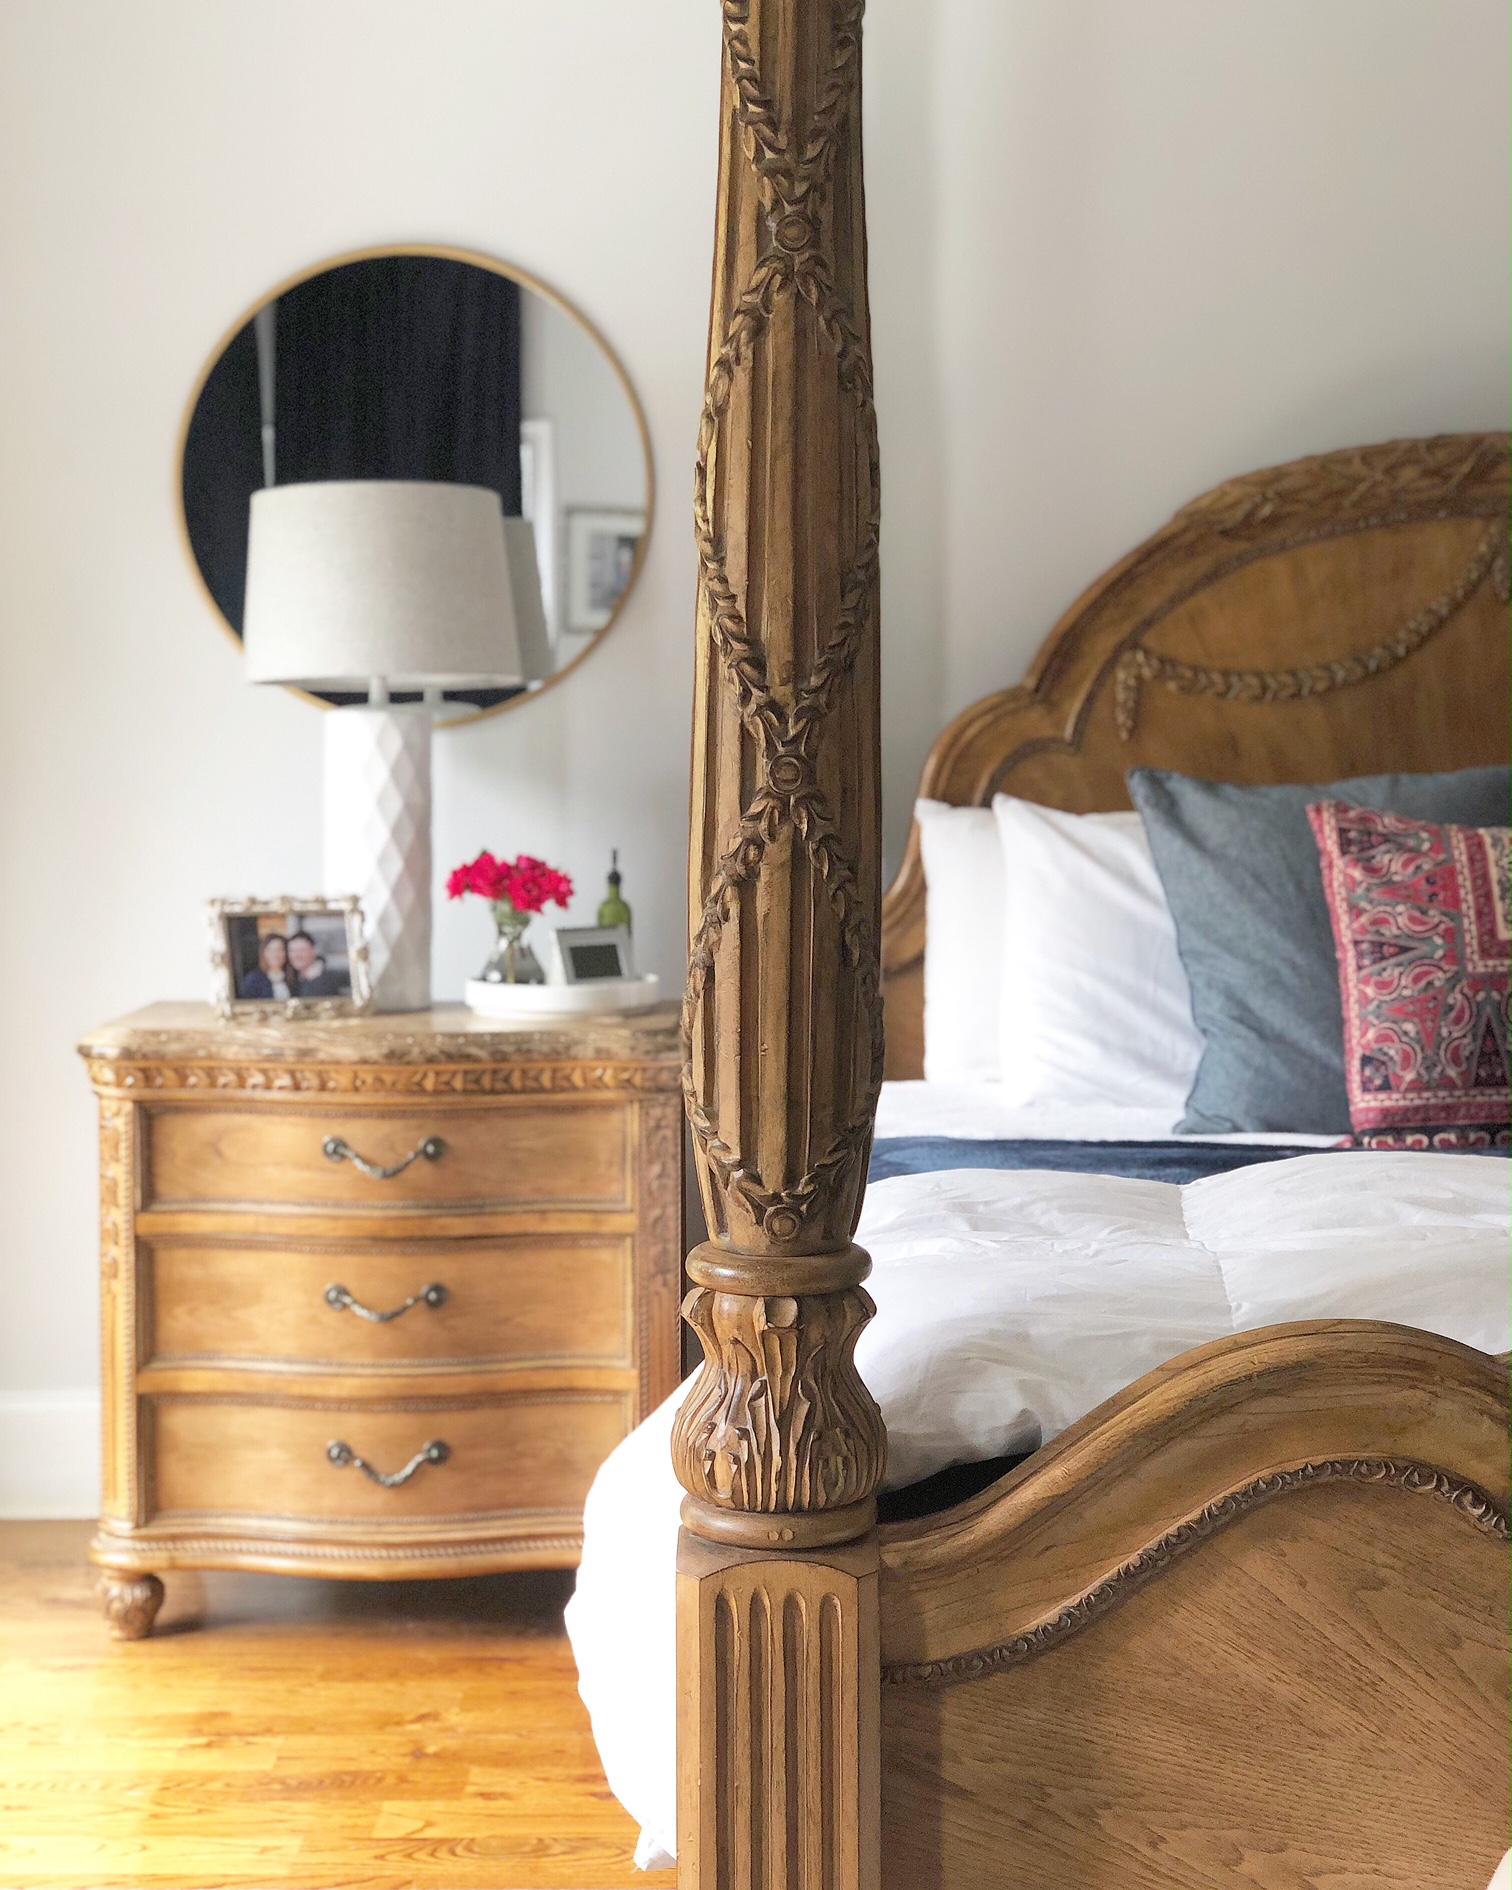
[323,706,432,1012]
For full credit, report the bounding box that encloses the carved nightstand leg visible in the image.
[99,1572,165,1640]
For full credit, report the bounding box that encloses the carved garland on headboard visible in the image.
[682,0,884,1243]
[1175,430,1508,535]
[1115,518,1510,739]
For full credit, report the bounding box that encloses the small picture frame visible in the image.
[547,924,636,985]
[565,508,647,634]
[208,896,372,1019]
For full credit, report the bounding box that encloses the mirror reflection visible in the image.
[181,247,652,719]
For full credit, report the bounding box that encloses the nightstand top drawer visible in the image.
[143,1102,633,1214]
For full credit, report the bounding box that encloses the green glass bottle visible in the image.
[597,849,632,935]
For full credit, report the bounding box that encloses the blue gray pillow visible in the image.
[1127,765,1512,1135]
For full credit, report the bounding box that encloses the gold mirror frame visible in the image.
[177,242,656,728]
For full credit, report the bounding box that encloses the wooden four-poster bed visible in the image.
[669,3,1510,1885]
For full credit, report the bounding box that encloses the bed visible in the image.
[573,5,1511,1886]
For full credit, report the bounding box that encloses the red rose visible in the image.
[446,850,574,912]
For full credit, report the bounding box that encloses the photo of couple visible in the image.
[229,912,352,1002]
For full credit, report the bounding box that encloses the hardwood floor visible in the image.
[0,1521,672,1890]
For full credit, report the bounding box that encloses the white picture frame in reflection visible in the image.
[519,417,559,644]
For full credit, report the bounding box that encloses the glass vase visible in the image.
[480,899,545,985]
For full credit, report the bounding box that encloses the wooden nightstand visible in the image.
[78,1003,684,1638]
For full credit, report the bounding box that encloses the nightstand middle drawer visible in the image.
[143,1236,634,1370]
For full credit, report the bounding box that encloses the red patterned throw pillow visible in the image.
[1308,802,1510,1150]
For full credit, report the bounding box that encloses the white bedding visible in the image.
[875,1079,1342,1145]
[567,1114,1510,1871]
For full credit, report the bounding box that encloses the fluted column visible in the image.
[676,4,883,1883]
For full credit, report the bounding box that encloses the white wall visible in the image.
[0,0,1506,1514]
[920,0,1511,740]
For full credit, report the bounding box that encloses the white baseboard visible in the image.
[0,1391,100,1518]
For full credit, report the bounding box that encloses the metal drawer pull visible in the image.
[321,1134,446,1180]
[326,1438,451,1488]
[324,1282,449,1323]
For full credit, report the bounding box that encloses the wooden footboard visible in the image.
[878,1322,1510,1889]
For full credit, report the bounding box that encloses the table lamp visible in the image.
[242,479,535,1011]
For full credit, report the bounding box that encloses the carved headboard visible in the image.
[880,433,1512,1079]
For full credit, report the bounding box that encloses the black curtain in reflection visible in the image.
[182,256,523,648]
[181,320,262,639]
[273,256,522,508]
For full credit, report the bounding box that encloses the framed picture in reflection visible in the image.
[565,508,646,634]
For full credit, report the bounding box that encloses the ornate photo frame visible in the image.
[208,894,373,1019]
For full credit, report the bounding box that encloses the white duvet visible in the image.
[565,1150,1511,1871]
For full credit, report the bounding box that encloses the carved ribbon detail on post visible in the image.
[676,0,887,1546]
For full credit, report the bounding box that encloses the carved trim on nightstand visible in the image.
[98,1099,132,1283]
[97,1098,141,1522]
[85,1058,683,1096]
[638,1095,686,1416]
[92,1527,585,1568]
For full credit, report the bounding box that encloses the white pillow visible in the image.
[916,798,1003,1082]
[993,794,1202,1113]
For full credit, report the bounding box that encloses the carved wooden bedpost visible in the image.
[675,1,884,1883]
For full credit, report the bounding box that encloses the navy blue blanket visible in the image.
[869,1136,1336,1187]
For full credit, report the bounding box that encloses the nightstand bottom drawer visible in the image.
[148,1392,635,1524]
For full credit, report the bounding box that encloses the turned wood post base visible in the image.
[678,1531,880,1890]
[98,1572,164,1640]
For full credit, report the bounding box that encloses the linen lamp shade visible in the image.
[243,480,524,691]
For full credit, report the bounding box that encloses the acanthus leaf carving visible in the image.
[672,1285,885,1520]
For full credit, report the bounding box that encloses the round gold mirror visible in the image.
[180,245,653,724]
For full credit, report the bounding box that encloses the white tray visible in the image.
[463,973,662,1019]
